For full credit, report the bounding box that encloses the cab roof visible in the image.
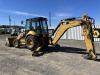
[26,17,47,21]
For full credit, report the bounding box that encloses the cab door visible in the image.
[40,20,49,45]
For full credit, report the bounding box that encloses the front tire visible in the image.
[13,39,20,48]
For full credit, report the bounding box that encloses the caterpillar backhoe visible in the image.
[5,14,97,60]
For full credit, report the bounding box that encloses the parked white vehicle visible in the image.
[10,28,20,36]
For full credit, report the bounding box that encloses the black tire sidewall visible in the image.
[26,35,38,50]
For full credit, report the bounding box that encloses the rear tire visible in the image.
[26,35,40,50]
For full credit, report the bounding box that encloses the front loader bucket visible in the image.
[5,37,16,47]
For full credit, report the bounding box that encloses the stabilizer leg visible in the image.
[32,45,43,56]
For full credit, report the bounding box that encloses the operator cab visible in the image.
[25,17,49,45]
[25,17,49,36]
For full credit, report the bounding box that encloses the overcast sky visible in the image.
[0,0,100,26]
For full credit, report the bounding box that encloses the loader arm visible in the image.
[51,15,97,60]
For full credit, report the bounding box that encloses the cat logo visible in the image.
[93,30,100,38]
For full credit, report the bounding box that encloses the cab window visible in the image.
[25,20,30,31]
[40,20,48,34]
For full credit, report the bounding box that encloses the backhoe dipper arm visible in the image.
[81,15,97,60]
[51,15,97,60]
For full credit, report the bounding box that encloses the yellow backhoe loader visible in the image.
[5,14,97,60]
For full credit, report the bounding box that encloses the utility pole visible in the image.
[9,15,11,26]
[49,12,51,27]
[14,21,15,26]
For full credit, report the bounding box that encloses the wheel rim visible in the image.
[27,39,34,48]
[14,40,18,47]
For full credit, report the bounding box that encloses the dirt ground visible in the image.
[0,34,100,75]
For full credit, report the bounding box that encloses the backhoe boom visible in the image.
[51,20,82,44]
[50,15,97,60]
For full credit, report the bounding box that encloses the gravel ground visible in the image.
[0,34,100,75]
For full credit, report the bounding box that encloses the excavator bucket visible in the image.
[5,37,16,47]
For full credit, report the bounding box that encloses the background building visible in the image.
[48,25,100,42]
